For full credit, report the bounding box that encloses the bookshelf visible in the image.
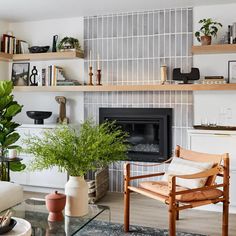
[13,84,236,92]
[192,44,236,54]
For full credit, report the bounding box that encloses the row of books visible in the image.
[228,23,236,44]
[1,33,29,54]
[38,65,80,86]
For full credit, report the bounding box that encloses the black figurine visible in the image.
[52,35,58,52]
[30,66,38,86]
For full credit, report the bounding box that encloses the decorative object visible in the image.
[11,63,30,86]
[89,66,93,85]
[8,149,17,159]
[0,81,25,181]
[26,111,52,124]
[55,96,69,124]
[160,65,167,85]
[45,191,66,222]
[28,46,50,53]
[29,66,38,86]
[52,35,58,52]
[57,37,82,52]
[23,120,128,216]
[173,68,200,84]
[195,18,222,45]
[0,218,17,234]
[97,69,102,85]
[228,60,236,83]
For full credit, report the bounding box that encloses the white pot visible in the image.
[65,176,88,216]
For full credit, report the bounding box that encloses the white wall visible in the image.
[193,3,236,78]
[0,20,10,79]
[7,17,85,124]
[193,3,236,125]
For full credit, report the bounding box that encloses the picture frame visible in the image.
[228,60,236,83]
[11,63,30,86]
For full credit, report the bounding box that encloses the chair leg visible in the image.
[222,200,229,236]
[176,203,179,220]
[169,203,176,236]
[124,188,130,232]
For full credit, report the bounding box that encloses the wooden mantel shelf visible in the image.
[0,52,12,61]
[192,44,236,54]
[13,83,236,92]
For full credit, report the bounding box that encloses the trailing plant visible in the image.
[195,18,222,42]
[0,80,26,181]
[57,37,82,51]
[23,120,129,177]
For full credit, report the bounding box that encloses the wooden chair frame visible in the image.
[124,145,230,236]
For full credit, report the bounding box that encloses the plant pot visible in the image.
[200,36,212,45]
[65,176,88,217]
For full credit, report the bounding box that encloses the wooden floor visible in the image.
[24,191,236,236]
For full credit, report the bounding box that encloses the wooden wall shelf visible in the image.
[192,44,236,54]
[13,84,236,92]
[12,51,84,61]
[0,52,12,61]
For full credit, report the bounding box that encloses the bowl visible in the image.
[0,219,17,235]
[26,111,52,124]
[28,46,50,53]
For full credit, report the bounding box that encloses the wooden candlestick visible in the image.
[97,69,102,86]
[88,66,93,85]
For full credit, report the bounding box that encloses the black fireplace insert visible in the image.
[99,108,172,162]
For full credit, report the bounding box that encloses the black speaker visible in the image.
[173,68,200,84]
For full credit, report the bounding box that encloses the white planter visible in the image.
[65,176,88,216]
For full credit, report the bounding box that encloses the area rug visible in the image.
[78,221,206,236]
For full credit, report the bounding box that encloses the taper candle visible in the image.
[89,50,92,67]
[97,53,100,70]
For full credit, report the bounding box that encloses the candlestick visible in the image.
[88,66,93,85]
[97,69,102,86]
[97,53,100,70]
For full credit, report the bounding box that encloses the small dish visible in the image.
[0,218,17,235]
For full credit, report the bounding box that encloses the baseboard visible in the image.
[195,204,236,214]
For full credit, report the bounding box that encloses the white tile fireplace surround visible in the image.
[84,8,193,192]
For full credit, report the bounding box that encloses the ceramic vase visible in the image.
[200,35,212,45]
[65,176,88,216]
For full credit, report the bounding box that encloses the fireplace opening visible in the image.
[99,108,172,162]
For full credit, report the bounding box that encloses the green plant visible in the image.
[23,120,129,177]
[0,80,26,181]
[195,18,222,42]
[57,37,82,51]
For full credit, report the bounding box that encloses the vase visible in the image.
[200,36,212,45]
[65,176,88,216]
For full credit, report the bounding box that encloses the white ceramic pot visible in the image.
[65,176,88,216]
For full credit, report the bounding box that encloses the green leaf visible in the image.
[9,162,26,172]
[3,133,20,147]
[0,95,13,110]
[0,81,13,97]
[4,104,22,117]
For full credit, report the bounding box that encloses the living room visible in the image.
[0,0,236,235]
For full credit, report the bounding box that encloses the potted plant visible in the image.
[23,120,128,216]
[195,18,222,45]
[0,80,26,181]
[57,37,82,52]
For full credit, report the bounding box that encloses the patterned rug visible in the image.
[78,221,206,236]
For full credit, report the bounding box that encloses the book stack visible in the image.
[228,23,236,44]
[202,76,226,84]
[1,33,29,54]
[39,65,81,86]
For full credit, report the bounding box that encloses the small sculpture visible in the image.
[55,96,69,124]
[30,66,38,86]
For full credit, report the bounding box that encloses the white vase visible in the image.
[65,176,88,216]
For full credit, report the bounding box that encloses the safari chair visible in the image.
[124,145,230,236]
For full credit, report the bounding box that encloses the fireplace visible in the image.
[99,108,172,162]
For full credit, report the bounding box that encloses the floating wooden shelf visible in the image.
[192,44,236,54]
[13,83,236,92]
[12,51,84,61]
[0,52,13,61]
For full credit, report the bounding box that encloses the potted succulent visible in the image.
[195,18,222,45]
[23,120,128,216]
[0,80,26,181]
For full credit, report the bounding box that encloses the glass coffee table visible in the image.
[1,198,110,235]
